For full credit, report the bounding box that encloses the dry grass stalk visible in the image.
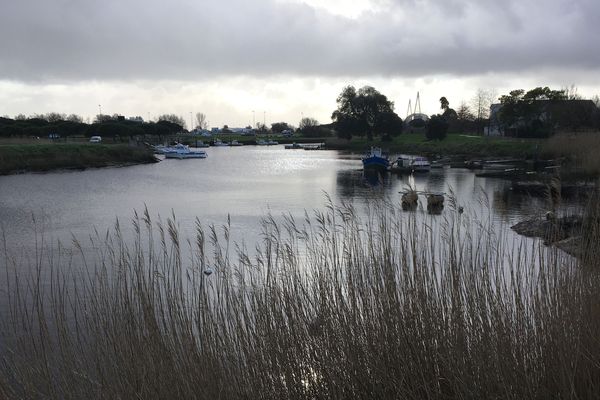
[1,198,599,399]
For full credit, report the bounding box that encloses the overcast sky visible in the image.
[1,0,599,128]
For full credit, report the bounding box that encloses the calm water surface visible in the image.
[0,145,575,253]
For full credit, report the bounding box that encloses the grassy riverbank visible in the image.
[0,143,157,175]
[2,198,600,398]
[324,132,544,158]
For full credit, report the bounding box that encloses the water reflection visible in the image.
[0,148,587,254]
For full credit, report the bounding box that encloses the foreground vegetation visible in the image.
[0,143,157,174]
[542,131,600,176]
[1,195,600,398]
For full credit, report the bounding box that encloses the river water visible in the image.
[0,145,582,259]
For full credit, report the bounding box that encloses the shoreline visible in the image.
[0,143,158,176]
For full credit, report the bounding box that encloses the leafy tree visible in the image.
[255,123,268,134]
[299,117,318,131]
[440,96,449,110]
[157,114,186,128]
[271,122,291,133]
[331,85,401,140]
[497,87,569,137]
[374,111,403,140]
[523,87,566,101]
[155,119,184,134]
[425,115,448,141]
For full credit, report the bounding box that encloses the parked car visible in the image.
[89,136,102,143]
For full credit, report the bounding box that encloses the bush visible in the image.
[425,114,448,140]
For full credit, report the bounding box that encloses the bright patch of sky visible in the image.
[276,0,382,18]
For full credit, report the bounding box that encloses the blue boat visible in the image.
[362,147,389,171]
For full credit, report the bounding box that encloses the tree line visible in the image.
[0,113,185,140]
[4,85,598,142]
[330,85,600,141]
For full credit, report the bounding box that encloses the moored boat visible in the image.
[164,143,207,159]
[392,155,431,173]
[212,139,228,147]
[362,147,389,172]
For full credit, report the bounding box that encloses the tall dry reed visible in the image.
[542,131,600,176]
[1,198,599,399]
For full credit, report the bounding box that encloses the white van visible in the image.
[89,136,102,143]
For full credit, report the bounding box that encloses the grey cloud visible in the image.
[1,0,599,82]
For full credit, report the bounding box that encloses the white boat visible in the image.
[393,155,430,173]
[212,139,229,147]
[229,140,243,146]
[412,156,431,172]
[284,142,304,149]
[257,139,278,146]
[164,143,207,159]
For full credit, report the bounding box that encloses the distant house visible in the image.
[231,127,255,135]
[486,100,599,137]
[190,129,212,136]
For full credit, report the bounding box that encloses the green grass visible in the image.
[325,132,544,158]
[1,196,600,398]
[0,143,157,174]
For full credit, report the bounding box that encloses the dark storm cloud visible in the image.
[1,0,599,82]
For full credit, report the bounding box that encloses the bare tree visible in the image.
[66,114,83,123]
[45,112,66,123]
[471,89,497,134]
[563,84,582,100]
[456,102,475,121]
[195,112,208,130]
[299,117,319,130]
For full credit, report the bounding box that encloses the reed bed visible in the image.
[542,131,600,176]
[1,197,599,399]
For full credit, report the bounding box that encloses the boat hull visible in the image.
[362,156,389,171]
[165,151,207,159]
